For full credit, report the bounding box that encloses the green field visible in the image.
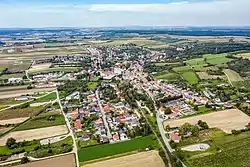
[186,58,208,68]
[223,69,243,83]
[0,97,28,110]
[173,66,191,72]
[34,92,57,103]
[177,129,250,167]
[87,82,99,90]
[153,71,181,81]
[78,135,158,162]
[14,111,65,131]
[28,67,80,74]
[181,71,199,85]
[0,73,25,80]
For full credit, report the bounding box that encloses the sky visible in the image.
[0,0,249,28]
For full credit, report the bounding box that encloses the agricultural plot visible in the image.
[7,60,31,73]
[14,154,76,167]
[0,87,56,99]
[180,130,250,167]
[197,72,226,80]
[29,67,80,75]
[0,97,28,110]
[236,52,250,59]
[194,66,219,72]
[78,135,158,162]
[153,71,181,81]
[181,71,199,85]
[204,54,233,66]
[0,73,25,80]
[223,69,243,83]
[14,111,65,131]
[173,66,191,73]
[0,117,29,125]
[83,150,165,167]
[0,125,68,145]
[164,109,250,133]
[0,105,44,120]
[33,92,57,103]
[186,58,208,68]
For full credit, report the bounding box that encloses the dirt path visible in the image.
[83,151,165,167]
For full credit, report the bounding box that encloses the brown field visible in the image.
[0,127,12,135]
[193,66,219,72]
[197,72,226,80]
[0,87,56,99]
[0,117,29,125]
[83,150,165,167]
[14,154,76,167]
[164,109,250,133]
[28,63,52,73]
[0,125,68,145]
[236,53,250,60]
[0,106,43,120]
[171,35,250,42]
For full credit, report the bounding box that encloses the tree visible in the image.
[194,105,199,111]
[21,157,29,164]
[164,107,172,115]
[6,137,16,149]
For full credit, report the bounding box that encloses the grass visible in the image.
[173,66,191,73]
[0,105,44,120]
[186,58,208,68]
[28,67,80,74]
[87,82,99,90]
[78,135,158,162]
[0,73,25,80]
[153,71,181,81]
[223,69,243,82]
[34,92,57,103]
[13,111,65,131]
[181,71,199,85]
[0,97,28,109]
[236,52,250,60]
[180,130,250,167]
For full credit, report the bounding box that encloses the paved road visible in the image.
[95,90,112,139]
[56,89,79,167]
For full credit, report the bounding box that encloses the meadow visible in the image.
[34,92,57,103]
[78,135,158,162]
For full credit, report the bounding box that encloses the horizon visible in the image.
[0,0,250,28]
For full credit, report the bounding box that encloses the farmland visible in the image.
[14,154,76,167]
[83,150,165,167]
[236,52,250,59]
[34,92,57,103]
[78,135,158,162]
[223,69,244,83]
[0,125,68,145]
[164,109,250,133]
[181,71,199,85]
[197,72,226,80]
[178,130,250,167]
[13,111,65,131]
[0,73,25,80]
[153,71,181,81]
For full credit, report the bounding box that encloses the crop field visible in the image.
[164,109,250,133]
[223,69,243,83]
[0,87,56,99]
[96,39,169,48]
[78,135,158,162]
[0,117,29,125]
[153,71,181,81]
[83,150,165,167]
[14,154,76,167]
[28,66,80,74]
[181,71,199,85]
[186,58,208,68]
[34,92,57,103]
[0,97,28,110]
[236,52,250,59]
[197,72,226,80]
[0,125,68,145]
[14,111,65,131]
[0,73,25,80]
[0,106,44,120]
[28,63,52,73]
[173,66,191,72]
[194,66,219,72]
[204,54,233,66]
[180,130,250,167]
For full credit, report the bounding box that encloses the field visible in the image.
[173,66,191,72]
[179,130,250,167]
[0,117,29,125]
[0,106,44,120]
[95,38,169,48]
[236,52,250,59]
[197,72,226,80]
[0,97,28,110]
[153,71,181,81]
[0,87,56,99]
[164,109,250,133]
[194,66,219,72]
[14,154,76,167]
[83,150,165,167]
[28,63,52,73]
[0,125,68,145]
[78,135,158,162]
[87,82,99,90]
[34,92,57,103]
[223,69,243,83]
[181,71,199,85]
[13,111,65,131]
[0,73,25,80]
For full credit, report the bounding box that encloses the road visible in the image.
[56,89,79,167]
[95,89,112,139]
[137,101,172,167]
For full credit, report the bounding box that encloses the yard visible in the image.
[78,135,158,162]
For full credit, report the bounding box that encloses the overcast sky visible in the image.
[0,0,249,28]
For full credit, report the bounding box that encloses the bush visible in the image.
[21,157,29,164]
[6,138,16,149]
